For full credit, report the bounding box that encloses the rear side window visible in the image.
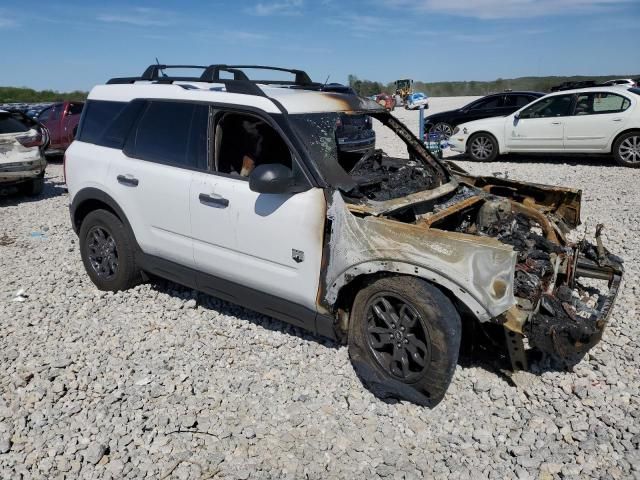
[78,100,128,145]
[126,101,208,170]
[0,115,29,134]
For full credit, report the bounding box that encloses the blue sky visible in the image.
[1,0,638,91]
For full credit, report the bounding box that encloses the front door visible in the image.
[505,94,574,151]
[190,110,326,313]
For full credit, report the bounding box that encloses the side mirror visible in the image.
[249,163,294,194]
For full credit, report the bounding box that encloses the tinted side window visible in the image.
[0,115,29,134]
[472,96,503,110]
[128,101,208,169]
[68,103,84,115]
[503,95,533,108]
[520,95,573,119]
[77,100,128,145]
[38,107,52,122]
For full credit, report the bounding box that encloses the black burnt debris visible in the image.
[344,150,439,202]
[451,196,623,365]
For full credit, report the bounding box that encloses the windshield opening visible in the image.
[289,111,448,202]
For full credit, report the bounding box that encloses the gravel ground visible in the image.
[1,98,639,479]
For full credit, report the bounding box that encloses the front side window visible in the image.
[573,93,631,115]
[68,103,84,115]
[520,94,573,119]
[214,112,292,178]
[504,95,536,108]
[127,101,208,170]
[38,107,52,122]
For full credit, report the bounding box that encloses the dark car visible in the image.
[424,91,544,139]
[550,80,597,92]
[322,83,376,153]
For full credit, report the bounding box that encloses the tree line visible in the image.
[348,74,640,97]
[0,87,87,103]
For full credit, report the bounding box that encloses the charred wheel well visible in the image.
[611,128,640,152]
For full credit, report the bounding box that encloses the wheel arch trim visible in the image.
[70,187,135,241]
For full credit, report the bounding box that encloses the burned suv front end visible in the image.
[290,105,623,370]
[429,165,623,366]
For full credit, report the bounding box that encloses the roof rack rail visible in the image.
[105,63,319,97]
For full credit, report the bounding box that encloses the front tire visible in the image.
[348,276,461,407]
[468,133,499,162]
[79,209,141,291]
[613,131,640,167]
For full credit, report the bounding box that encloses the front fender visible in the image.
[322,192,517,322]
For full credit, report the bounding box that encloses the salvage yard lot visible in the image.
[1,98,638,479]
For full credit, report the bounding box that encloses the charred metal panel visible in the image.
[322,191,517,322]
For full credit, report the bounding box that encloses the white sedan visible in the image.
[448,86,640,167]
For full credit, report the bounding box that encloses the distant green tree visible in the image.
[0,87,88,103]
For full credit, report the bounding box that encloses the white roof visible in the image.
[89,81,384,115]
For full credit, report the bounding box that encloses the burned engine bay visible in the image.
[342,169,624,367]
[343,149,441,202]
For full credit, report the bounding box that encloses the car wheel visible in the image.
[348,276,461,407]
[22,176,44,197]
[79,209,141,291]
[613,131,640,168]
[468,133,499,162]
[430,122,454,140]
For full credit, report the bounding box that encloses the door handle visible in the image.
[551,121,562,125]
[199,193,229,208]
[117,174,139,187]
[613,118,622,122]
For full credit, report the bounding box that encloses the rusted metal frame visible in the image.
[417,195,483,228]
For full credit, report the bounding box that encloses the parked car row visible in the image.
[447,87,640,167]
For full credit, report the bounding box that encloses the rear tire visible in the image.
[79,209,141,291]
[22,176,44,197]
[468,133,499,162]
[348,276,461,407]
[612,131,640,168]
[430,122,454,140]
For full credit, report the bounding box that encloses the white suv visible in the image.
[65,64,623,406]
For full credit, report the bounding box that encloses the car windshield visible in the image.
[289,111,448,202]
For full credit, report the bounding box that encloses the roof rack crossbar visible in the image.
[141,64,208,80]
[200,64,314,86]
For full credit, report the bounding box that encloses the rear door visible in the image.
[191,109,325,316]
[564,91,634,151]
[505,94,574,151]
[106,100,209,269]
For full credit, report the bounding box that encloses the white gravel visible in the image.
[1,98,639,479]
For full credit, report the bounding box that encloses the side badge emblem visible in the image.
[292,249,305,263]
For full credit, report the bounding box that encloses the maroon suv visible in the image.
[37,101,84,154]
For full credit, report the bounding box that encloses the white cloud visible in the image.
[248,0,304,16]
[384,0,633,19]
[97,7,175,26]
